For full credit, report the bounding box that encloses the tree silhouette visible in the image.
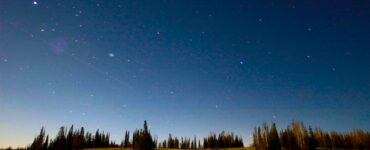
[122,130,131,148]
[30,127,47,150]
[268,123,281,150]
[203,131,243,148]
[132,120,155,150]
[167,134,179,148]
[307,126,317,150]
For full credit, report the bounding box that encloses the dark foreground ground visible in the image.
[84,148,255,150]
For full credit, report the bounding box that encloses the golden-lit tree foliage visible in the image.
[253,121,370,150]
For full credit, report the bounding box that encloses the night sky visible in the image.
[1,0,370,148]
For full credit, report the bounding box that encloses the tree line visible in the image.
[156,131,243,149]
[3,120,369,150]
[252,121,370,150]
[23,120,243,150]
[28,125,116,150]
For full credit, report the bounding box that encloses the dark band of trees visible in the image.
[4,120,370,150]
[24,120,243,150]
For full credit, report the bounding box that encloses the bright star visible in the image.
[33,1,38,5]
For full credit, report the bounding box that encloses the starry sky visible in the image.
[1,0,370,148]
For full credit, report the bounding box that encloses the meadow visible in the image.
[84,148,256,150]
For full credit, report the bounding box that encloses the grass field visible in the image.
[84,147,357,150]
[85,147,256,150]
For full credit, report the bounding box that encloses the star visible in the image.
[240,61,244,65]
[108,53,115,57]
[307,27,312,31]
[33,1,38,5]
[306,55,311,59]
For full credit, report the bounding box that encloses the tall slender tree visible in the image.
[268,123,281,150]
[123,130,131,148]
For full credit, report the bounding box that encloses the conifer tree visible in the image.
[132,120,155,150]
[30,127,47,150]
[123,130,131,148]
[307,126,317,150]
[268,123,281,150]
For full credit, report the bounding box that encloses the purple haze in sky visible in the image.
[48,37,67,54]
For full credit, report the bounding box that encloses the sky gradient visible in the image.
[1,0,370,148]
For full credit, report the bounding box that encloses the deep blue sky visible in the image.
[1,0,370,147]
